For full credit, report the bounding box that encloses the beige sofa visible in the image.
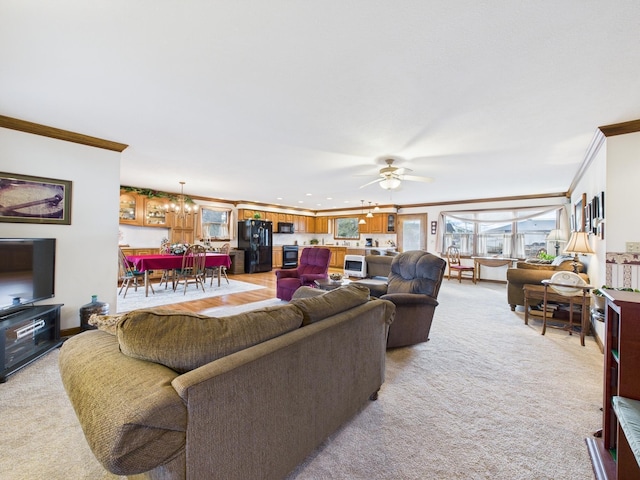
[506,257,588,310]
[59,284,394,480]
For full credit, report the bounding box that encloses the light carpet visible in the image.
[116,279,265,313]
[0,281,603,479]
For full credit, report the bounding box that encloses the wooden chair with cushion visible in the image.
[208,243,230,286]
[173,244,207,294]
[446,245,475,284]
[118,248,154,298]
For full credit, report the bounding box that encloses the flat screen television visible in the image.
[0,238,56,315]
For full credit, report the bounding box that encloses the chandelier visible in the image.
[170,181,198,221]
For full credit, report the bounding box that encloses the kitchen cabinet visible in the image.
[368,214,384,234]
[143,198,170,227]
[272,246,283,268]
[386,214,396,233]
[314,216,329,234]
[119,192,142,225]
[295,215,307,234]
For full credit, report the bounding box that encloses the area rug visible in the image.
[200,298,287,316]
[116,279,265,313]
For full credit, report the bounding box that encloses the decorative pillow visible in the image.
[291,283,370,326]
[88,313,126,335]
[117,306,303,373]
[551,255,574,266]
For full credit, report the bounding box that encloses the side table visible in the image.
[523,282,592,346]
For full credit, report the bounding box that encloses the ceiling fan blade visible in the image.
[402,174,434,183]
[359,177,384,188]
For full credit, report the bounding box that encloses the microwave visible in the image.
[277,222,295,234]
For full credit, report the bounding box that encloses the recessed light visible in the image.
[306,193,312,196]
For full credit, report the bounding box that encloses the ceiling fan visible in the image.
[359,158,434,190]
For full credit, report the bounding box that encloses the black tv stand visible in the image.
[0,304,63,383]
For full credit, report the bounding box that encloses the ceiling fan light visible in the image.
[379,177,401,190]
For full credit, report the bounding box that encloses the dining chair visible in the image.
[174,244,207,294]
[445,245,476,283]
[208,243,230,286]
[118,248,154,298]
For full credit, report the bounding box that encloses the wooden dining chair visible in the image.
[445,245,476,284]
[173,245,207,294]
[209,243,230,286]
[118,248,154,297]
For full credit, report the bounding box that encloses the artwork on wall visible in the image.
[587,191,605,237]
[574,193,586,232]
[0,172,72,225]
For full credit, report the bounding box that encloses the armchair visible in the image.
[381,250,446,348]
[275,247,332,301]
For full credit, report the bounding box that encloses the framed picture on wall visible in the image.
[574,193,586,232]
[0,172,72,225]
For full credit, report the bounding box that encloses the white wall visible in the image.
[0,127,120,330]
[606,131,640,252]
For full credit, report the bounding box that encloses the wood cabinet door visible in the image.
[119,193,142,225]
[315,216,329,234]
[272,246,283,268]
[143,198,170,227]
[369,214,384,233]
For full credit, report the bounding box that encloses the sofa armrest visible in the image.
[380,292,439,307]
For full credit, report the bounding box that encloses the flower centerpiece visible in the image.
[170,243,189,255]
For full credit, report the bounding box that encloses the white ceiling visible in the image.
[2,1,640,211]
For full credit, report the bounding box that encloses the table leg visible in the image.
[542,286,548,336]
[524,292,530,325]
[145,271,149,297]
[218,266,222,287]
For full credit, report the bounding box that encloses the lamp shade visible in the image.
[546,229,567,242]
[379,177,401,190]
[563,231,595,255]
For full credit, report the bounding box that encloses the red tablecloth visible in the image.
[127,253,231,272]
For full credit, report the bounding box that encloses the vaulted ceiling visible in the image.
[2,1,640,210]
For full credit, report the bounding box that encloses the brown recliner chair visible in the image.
[381,250,446,348]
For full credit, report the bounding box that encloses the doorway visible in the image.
[397,214,428,252]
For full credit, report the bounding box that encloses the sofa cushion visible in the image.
[291,283,370,325]
[117,306,303,373]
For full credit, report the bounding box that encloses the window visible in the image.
[334,217,359,239]
[442,207,561,258]
[201,208,231,240]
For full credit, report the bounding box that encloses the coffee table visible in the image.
[523,282,592,346]
[314,278,351,291]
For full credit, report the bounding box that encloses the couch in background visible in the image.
[59,284,395,480]
[506,255,589,310]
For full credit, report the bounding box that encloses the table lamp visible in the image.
[563,231,595,273]
[546,229,567,256]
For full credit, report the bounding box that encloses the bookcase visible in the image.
[586,290,640,479]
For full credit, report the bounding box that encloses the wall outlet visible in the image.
[626,242,640,253]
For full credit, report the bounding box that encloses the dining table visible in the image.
[126,253,232,296]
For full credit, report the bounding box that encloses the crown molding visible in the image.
[599,118,640,137]
[0,115,128,152]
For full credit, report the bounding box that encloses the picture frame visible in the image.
[574,193,586,232]
[0,172,72,225]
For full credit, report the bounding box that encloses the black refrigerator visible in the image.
[237,220,273,273]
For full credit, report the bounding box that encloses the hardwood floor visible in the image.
[158,267,343,313]
[163,271,278,313]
